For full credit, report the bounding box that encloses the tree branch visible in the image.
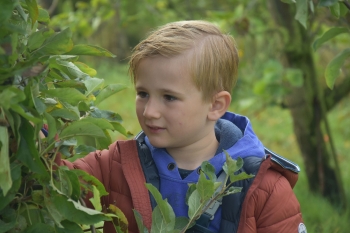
[48,0,59,15]
[325,76,350,111]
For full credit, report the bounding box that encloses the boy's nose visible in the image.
[143,99,161,119]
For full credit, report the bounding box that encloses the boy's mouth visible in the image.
[147,125,165,133]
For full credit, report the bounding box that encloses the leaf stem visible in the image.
[23,202,32,225]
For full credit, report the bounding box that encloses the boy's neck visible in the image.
[166,132,219,170]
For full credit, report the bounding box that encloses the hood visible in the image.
[218,111,265,160]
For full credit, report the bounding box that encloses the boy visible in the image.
[59,20,305,233]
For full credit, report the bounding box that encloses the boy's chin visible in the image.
[148,140,166,149]
[146,136,168,149]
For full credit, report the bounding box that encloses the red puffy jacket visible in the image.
[59,140,304,233]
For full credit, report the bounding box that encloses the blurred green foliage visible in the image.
[0,1,129,232]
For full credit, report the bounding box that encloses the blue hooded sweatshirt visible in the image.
[144,111,265,232]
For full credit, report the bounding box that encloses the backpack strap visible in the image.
[264,147,300,173]
[134,131,160,209]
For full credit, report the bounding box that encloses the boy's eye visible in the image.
[164,95,177,101]
[137,91,148,98]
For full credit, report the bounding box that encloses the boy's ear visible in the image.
[208,91,231,121]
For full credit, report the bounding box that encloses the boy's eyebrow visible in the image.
[134,86,184,96]
[160,88,182,95]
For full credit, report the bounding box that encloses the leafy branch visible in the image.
[134,151,254,233]
[0,1,129,232]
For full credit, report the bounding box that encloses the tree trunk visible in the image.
[269,1,346,207]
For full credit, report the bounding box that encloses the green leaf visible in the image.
[108,204,129,233]
[27,29,46,51]
[11,104,41,124]
[0,0,16,25]
[16,4,28,21]
[33,97,46,115]
[95,84,127,105]
[330,3,340,18]
[0,217,17,233]
[213,181,223,193]
[174,216,189,230]
[90,109,123,123]
[0,163,21,212]
[25,0,39,27]
[95,129,112,149]
[200,161,216,182]
[0,121,11,196]
[229,172,255,184]
[222,151,243,175]
[0,87,26,109]
[44,188,64,227]
[31,190,44,205]
[133,209,149,233]
[89,185,102,211]
[74,62,97,77]
[38,7,50,24]
[313,27,349,51]
[83,78,104,96]
[197,172,214,202]
[151,204,176,233]
[309,0,314,13]
[7,215,27,232]
[60,121,106,139]
[55,220,84,233]
[54,80,86,89]
[50,108,80,121]
[44,88,86,105]
[319,0,338,7]
[295,0,308,28]
[45,188,110,226]
[33,28,73,56]
[325,48,350,89]
[63,170,81,201]
[70,169,108,196]
[43,112,56,142]
[65,44,116,57]
[50,60,89,80]
[185,184,196,206]
[16,119,48,176]
[187,189,201,219]
[22,222,56,233]
[339,3,349,17]
[78,101,90,112]
[80,117,114,130]
[74,144,96,156]
[53,167,73,197]
[2,109,21,141]
[44,98,58,105]
[110,122,133,137]
[145,183,174,224]
[224,186,243,196]
[50,55,79,62]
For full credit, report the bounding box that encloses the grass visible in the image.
[95,62,350,232]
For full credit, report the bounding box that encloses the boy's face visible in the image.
[135,55,216,150]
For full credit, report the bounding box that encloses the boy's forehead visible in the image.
[135,55,197,86]
[136,53,192,73]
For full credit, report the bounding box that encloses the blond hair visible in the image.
[129,20,239,102]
